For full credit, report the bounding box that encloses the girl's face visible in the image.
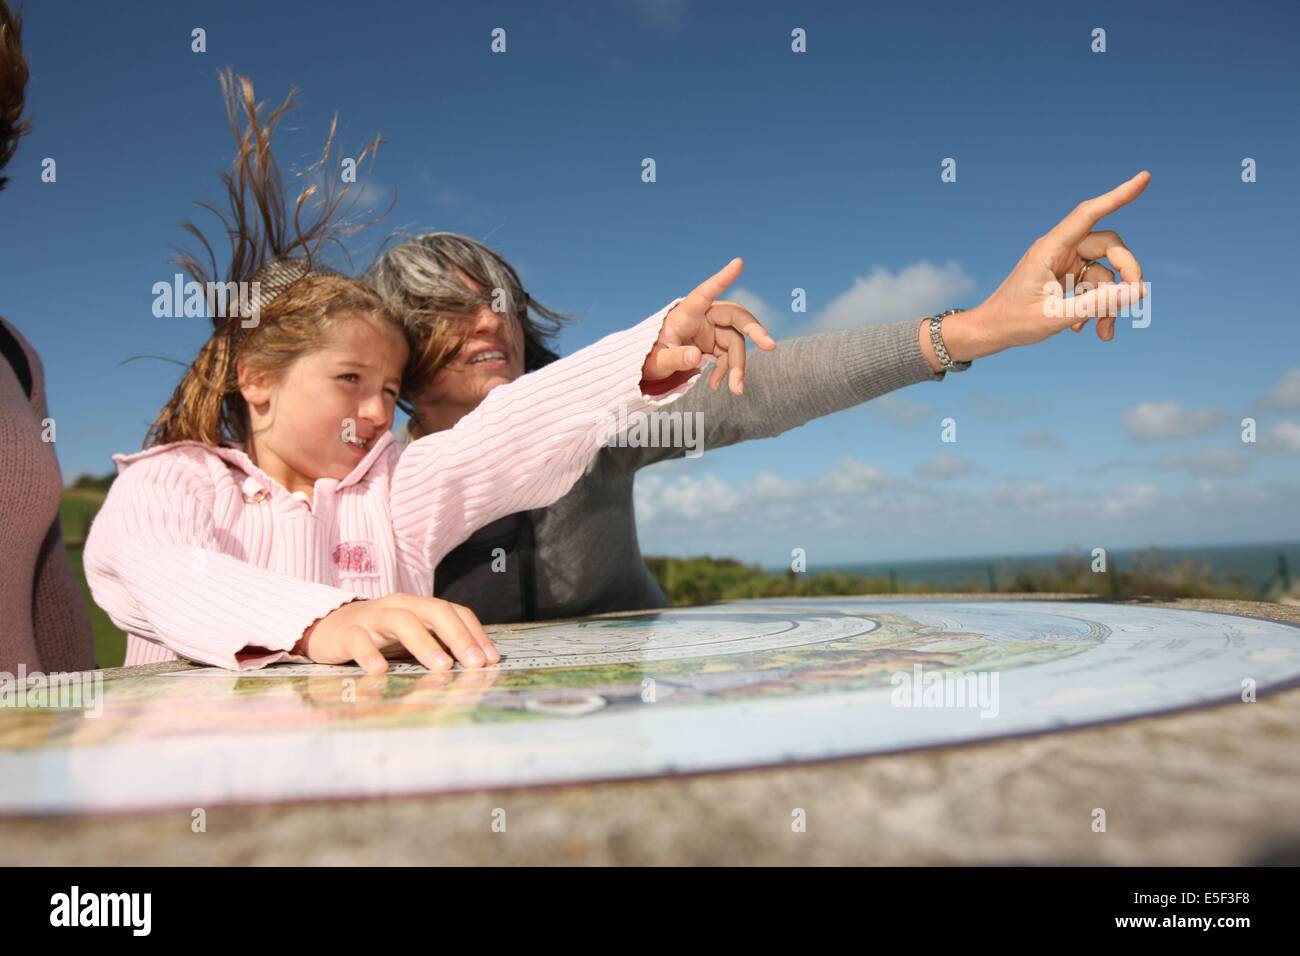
[239,312,408,495]
[411,278,527,434]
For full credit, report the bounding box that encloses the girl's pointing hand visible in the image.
[641,258,777,394]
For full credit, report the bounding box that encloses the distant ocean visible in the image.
[769,541,1300,595]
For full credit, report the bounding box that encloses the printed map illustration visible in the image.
[2,599,1298,813]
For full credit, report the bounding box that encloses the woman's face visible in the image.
[412,277,527,431]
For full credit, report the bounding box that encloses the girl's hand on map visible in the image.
[935,171,1151,361]
[641,258,777,395]
[296,595,501,675]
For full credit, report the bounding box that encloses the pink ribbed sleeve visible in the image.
[83,448,355,670]
[390,299,700,572]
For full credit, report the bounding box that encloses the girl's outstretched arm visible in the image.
[391,296,695,573]
[391,258,774,573]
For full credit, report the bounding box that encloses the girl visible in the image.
[84,71,773,674]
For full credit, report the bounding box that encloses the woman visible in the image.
[368,177,1150,624]
[0,1,94,672]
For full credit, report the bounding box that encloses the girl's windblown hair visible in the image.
[145,68,392,449]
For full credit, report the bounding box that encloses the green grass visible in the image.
[65,543,127,668]
[60,490,101,547]
[60,487,127,667]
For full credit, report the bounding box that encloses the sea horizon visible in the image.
[760,540,1300,592]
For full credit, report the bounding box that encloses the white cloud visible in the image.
[1269,421,1300,453]
[633,456,1300,564]
[1156,447,1249,477]
[1098,483,1161,518]
[726,260,978,343]
[992,479,1060,513]
[750,471,803,499]
[991,478,1156,519]
[726,286,782,335]
[641,465,1157,529]
[816,458,890,495]
[915,453,976,480]
[867,394,936,430]
[1123,401,1229,441]
[634,471,734,523]
[967,391,1037,424]
[635,456,903,528]
[1261,369,1300,410]
[812,261,977,332]
[1022,429,1063,448]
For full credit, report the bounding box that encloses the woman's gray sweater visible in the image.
[433,317,948,623]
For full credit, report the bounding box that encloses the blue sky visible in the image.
[5,0,1299,564]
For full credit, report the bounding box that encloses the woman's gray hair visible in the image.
[365,232,569,376]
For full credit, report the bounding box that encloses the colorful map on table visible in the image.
[2,599,1298,814]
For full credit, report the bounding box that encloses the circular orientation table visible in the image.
[1,594,1298,865]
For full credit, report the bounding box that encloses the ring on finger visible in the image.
[1074,258,1100,290]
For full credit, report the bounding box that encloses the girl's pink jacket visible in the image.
[85,302,697,670]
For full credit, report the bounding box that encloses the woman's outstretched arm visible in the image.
[605,317,943,469]
[607,170,1151,470]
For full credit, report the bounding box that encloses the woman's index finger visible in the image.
[1048,171,1151,247]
